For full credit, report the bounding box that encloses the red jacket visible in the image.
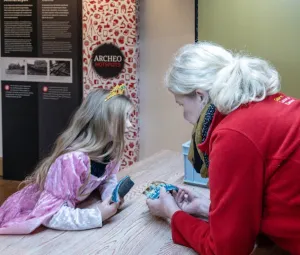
[172,93,300,255]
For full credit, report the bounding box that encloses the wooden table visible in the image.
[1,150,289,255]
[1,151,208,255]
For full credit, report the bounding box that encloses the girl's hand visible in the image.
[119,197,125,207]
[97,197,120,221]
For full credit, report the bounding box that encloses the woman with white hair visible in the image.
[146,42,300,255]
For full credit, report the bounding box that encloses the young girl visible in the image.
[0,85,133,234]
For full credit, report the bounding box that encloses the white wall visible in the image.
[139,0,195,159]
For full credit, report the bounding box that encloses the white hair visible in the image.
[165,42,281,114]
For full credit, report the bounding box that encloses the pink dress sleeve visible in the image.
[0,151,91,234]
[42,151,90,202]
[98,161,121,200]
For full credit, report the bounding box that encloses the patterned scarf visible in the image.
[188,103,216,178]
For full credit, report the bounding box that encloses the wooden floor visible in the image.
[0,151,289,255]
[0,178,20,204]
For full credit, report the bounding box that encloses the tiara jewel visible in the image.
[105,84,126,101]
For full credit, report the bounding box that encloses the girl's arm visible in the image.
[99,161,121,200]
[41,152,104,231]
[43,202,103,231]
[99,174,118,200]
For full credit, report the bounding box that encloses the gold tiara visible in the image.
[105,84,126,102]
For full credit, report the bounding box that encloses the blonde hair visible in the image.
[165,42,281,114]
[23,88,133,189]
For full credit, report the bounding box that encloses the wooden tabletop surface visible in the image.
[1,150,209,255]
[0,150,289,255]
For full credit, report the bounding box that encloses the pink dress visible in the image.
[0,151,120,234]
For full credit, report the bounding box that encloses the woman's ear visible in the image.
[195,89,209,104]
[195,89,203,95]
[195,89,204,100]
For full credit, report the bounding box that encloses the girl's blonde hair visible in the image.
[23,88,133,189]
[165,42,281,114]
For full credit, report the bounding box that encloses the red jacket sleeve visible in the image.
[171,129,264,255]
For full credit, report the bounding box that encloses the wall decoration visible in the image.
[83,0,140,168]
[1,0,83,180]
[91,43,125,79]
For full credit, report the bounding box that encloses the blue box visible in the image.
[182,141,209,188]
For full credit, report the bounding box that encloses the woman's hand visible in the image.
[173,187,210,218]
[146,188,181,219]
[97,197,121,221]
